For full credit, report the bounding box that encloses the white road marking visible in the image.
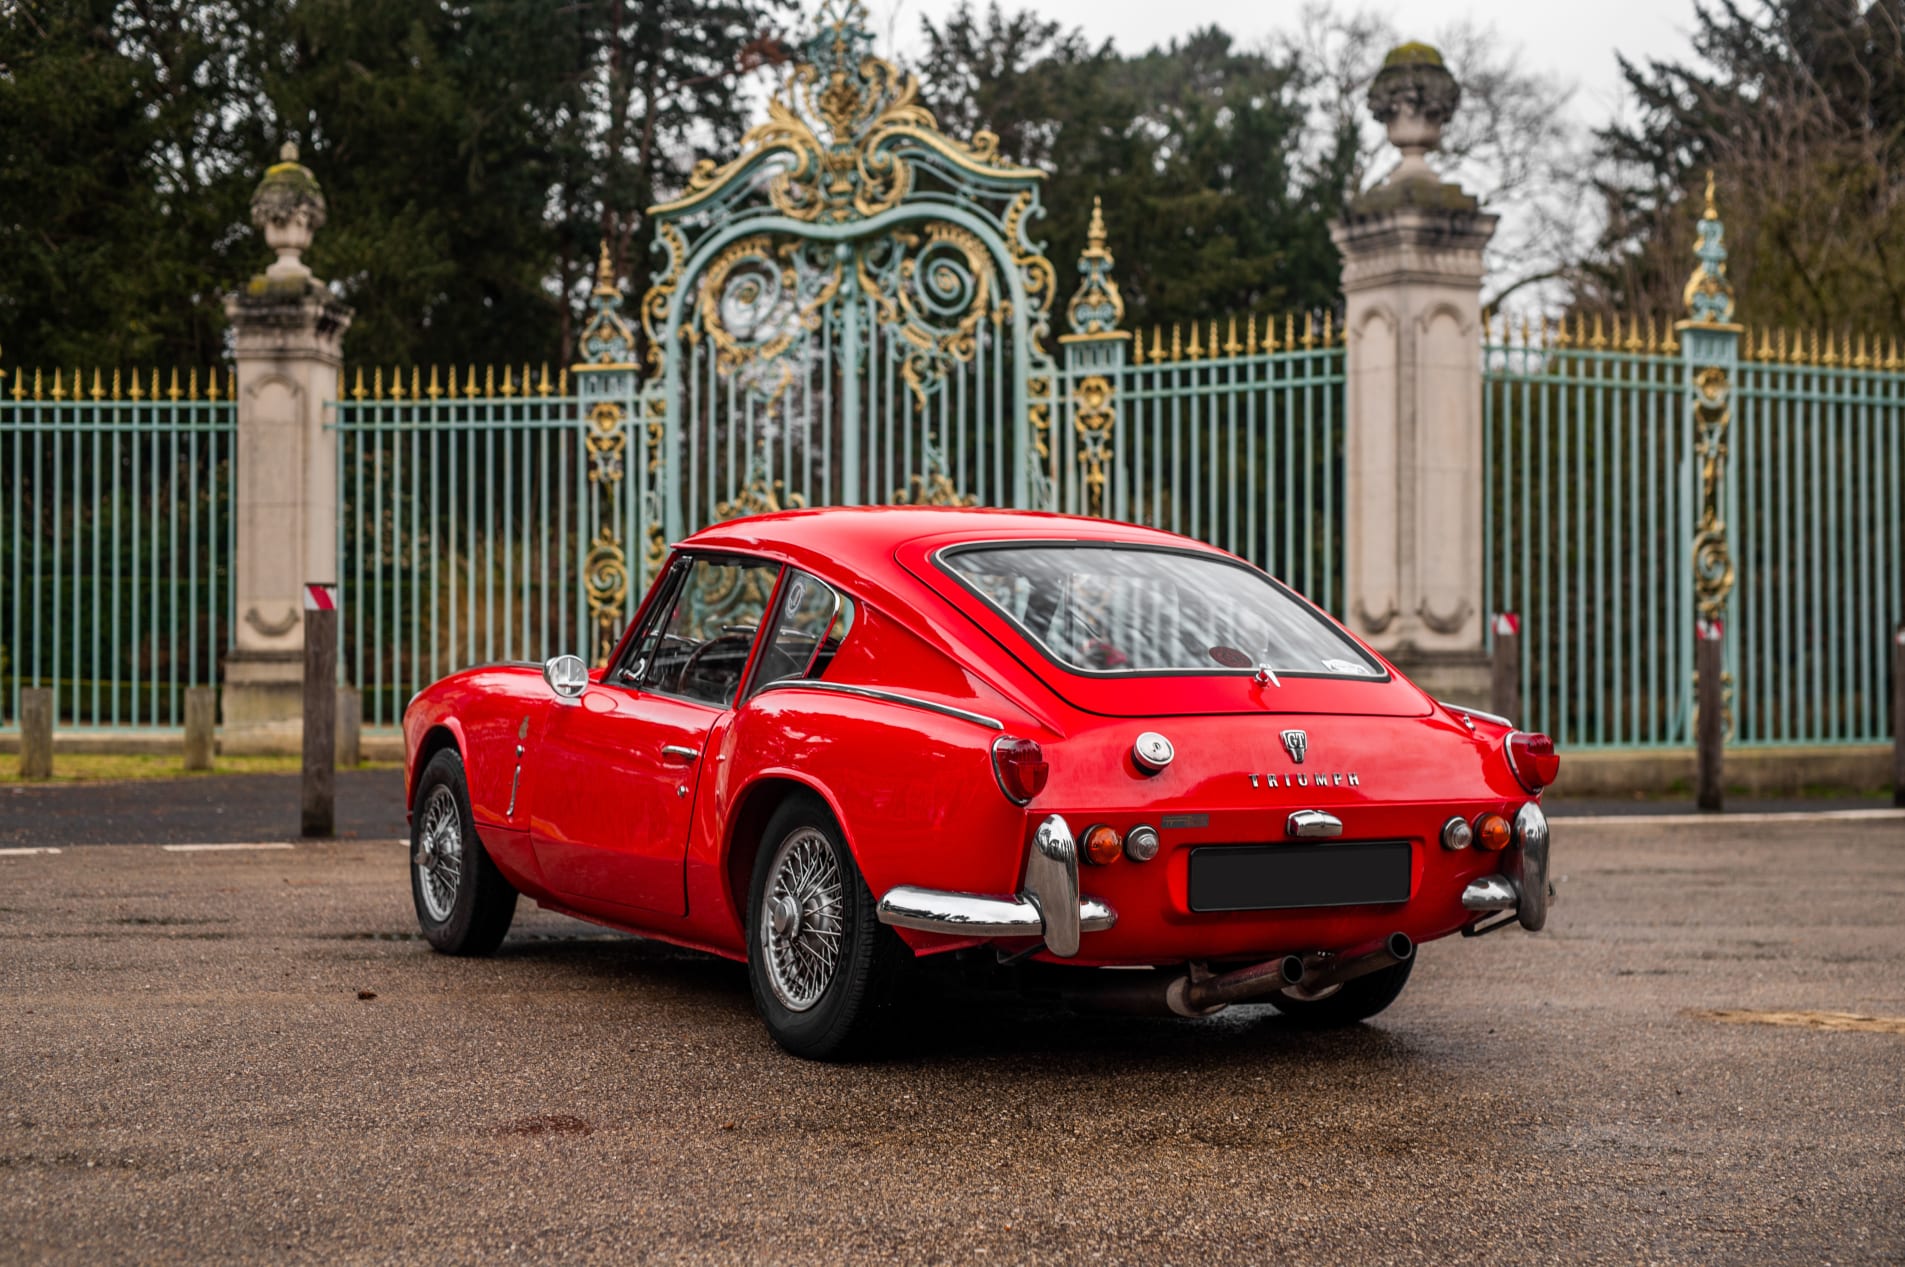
[1553,807,1905,826]
[159,842,296,853]
[0,847,62,856]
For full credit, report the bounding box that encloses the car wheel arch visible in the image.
[722,773,857,936]
[408,722,465,804]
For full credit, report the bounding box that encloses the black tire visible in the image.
[410,748,518,956]
[1271,955,1414,1028]
[746,793,907,1060]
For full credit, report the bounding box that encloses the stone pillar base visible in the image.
[1387,645,1492,710]
[222,650,303,731]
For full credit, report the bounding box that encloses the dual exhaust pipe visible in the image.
[1055,932,1415,1019]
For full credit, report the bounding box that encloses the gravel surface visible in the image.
[1,813,1902,1263]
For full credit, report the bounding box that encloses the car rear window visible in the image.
[937,543,1382,679]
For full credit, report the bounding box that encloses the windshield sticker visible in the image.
[1322,658,1373,676]
[1208,645,1253,669]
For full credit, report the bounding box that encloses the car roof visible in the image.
[678,506,1219,581]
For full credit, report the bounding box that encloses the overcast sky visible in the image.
[872,0,1703,131]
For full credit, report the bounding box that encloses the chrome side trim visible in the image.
[1461,875,1518,911]
[752,678,1005,730]
[1445,701,1513,728]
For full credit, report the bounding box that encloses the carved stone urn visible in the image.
[250,141,328,287]
[1366,43,1461,188]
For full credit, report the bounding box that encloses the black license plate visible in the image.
[1187,842,1412,913]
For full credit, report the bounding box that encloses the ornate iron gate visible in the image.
[614,0,1061,586]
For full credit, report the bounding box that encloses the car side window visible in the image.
[626,555,781,708]
[749,570,857,695]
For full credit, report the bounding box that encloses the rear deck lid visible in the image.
[899,533,1431,719]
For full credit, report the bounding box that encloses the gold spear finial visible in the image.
[594,238,616,293]
[1702,168,1718,220]
[1086,196,1107,252]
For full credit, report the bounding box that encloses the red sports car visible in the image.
[402,507,1557,1059]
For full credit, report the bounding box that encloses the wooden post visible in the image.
[183,687,216,771]
[335,685,361,770]
[1893,623,1904,809]
[1490,612,1521,725]
[302,584,338,837]
[1695,618,1724,812]
[19,687,53,780]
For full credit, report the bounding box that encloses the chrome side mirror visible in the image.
[542,654,588,700]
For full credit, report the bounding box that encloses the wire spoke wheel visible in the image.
[415,784,464,923]
[758,826,846,1013]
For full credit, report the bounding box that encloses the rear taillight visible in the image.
[1506,731,1561,793]
[992,736,1049,804]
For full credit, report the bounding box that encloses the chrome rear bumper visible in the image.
[1459,801,1552,931]
[876,815,1115,957]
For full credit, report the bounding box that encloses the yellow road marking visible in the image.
[1692,1009,1905,1034]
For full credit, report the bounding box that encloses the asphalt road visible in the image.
[5,766,1890,850]
[2,813,1903,1263]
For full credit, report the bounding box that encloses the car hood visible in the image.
[896,533,1433,720]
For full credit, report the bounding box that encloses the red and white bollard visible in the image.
[1490,612,1520,727]
[303,583,338,838]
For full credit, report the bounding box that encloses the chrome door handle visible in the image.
[1286,810,1343,839]
[661,744,699,763]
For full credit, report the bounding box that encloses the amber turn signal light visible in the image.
[1081,823,1122,866]
[1474,813,1512,852]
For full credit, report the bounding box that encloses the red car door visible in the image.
[528,553,782,916]
[529,686,715,916]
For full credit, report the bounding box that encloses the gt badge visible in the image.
[1281,729,1308,764]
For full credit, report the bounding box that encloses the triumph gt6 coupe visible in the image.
[402,507,1558,1059]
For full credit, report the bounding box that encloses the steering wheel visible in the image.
[676,631,757,702]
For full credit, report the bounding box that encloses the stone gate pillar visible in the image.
[1330,44,1498,706]
[221,144,354,744]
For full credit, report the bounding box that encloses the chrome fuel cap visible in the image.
[1133,731,1174,773]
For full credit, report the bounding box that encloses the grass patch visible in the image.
[5,754,398,786]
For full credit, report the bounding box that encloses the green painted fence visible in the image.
[1484,317,1904,748]
[0,371,235,727]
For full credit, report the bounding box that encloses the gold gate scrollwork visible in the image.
[583,525,629,665]
[1072,374,1115,518]
[1679,170,1740,739]
[576,235,638,666]
[893,435,977,506]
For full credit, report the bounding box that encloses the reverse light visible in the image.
[1123,824,1161,863]
[1440,816,1473,851]
[1081,824,1122,866]
[1474,813,1512,852]
[1505,731,1561,793]
[991,736,1049,805]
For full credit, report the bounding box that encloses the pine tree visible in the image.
[1589,0,1905,332]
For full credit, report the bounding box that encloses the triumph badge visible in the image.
[1281,729,1308,764]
